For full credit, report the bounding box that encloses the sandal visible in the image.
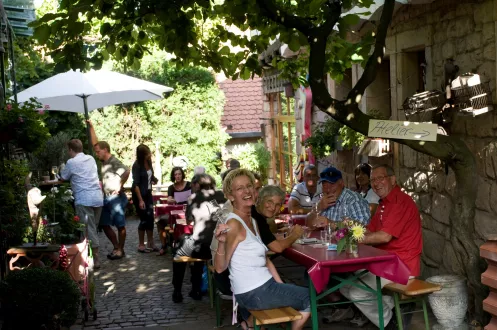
[107,248,119,259]
[239,320,253,330]
[137,247,150,253]
[108,252,124,260]
[148,246,160,252]
[156,248,167,256]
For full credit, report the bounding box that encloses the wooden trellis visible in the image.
[267,92,296,191]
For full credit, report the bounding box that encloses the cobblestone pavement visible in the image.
[72,217,215,329]
[72,216,435,330]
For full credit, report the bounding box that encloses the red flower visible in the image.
[42,219,48,226]
[38,110,45,115]
[74,215,80,222]
[44,105,50,110]
[5,104,11,111]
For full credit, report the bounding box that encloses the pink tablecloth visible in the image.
[154,204,183,218]
[174,223,193,240]
[152,192,168,203]
[170,210,186,227]
[283,239,410,293]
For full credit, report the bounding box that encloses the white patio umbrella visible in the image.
[15,69,173,152]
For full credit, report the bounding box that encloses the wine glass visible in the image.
[287,216,294,229]
[51,166,58,180]
[320,230,328,245]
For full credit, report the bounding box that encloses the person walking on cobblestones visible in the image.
[132,144,159,253]
[89,121,130,260]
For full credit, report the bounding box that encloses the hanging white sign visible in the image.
[368,119,438,142]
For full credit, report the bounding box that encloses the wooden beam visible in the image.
[285,97,293,186]
[269,94,277,183]
[277,94,285,190]
[273,115,295,123]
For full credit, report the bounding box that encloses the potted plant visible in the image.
[0,267,80,329]
[40,185,85,244]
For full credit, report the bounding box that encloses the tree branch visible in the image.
[255,0,315,35]
[347,0,395,102]
[317,0,342,38]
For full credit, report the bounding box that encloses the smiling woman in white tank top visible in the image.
[213,169,311,330]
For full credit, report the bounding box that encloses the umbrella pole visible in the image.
[83,95,94,156]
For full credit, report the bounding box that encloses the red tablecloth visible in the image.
[283,236,410,293]
[152,192,168,203]
[170,210,186,227]
[154,204,183,218]
[174,222,193,241]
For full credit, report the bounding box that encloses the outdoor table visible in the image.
[173,219,193,242]
[283,232,410,330]
[170,209,186,227]
[152,192,168,204]
[38,180,64,192]
[7,244,61,272]
[280,205,289,214]
[154,204,183,219]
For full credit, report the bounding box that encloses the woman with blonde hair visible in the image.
[214,169,311,330]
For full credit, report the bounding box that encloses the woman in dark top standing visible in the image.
[132,144,159,253]
[167,167,192,205]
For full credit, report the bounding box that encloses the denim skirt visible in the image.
[235,278,310,319]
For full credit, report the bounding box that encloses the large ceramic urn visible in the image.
[426,275,468,329]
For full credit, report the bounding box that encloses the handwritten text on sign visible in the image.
[368,120,438,142]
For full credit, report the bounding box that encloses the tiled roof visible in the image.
[219,77,263,134]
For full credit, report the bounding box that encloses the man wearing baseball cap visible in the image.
[307,166,370,227]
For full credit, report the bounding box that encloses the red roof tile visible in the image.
[219,77,263,134]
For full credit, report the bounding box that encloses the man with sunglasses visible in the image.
[337,164,422,329]
[307,166,370,227]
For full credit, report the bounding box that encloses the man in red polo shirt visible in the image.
[339,164,422,329]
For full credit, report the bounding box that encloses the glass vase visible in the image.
[347,240,359,255]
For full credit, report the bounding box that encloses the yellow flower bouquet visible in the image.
[335,219,366,255]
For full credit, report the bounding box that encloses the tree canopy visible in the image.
[31,0,374,83]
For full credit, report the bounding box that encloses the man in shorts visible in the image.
[89,121,130,260]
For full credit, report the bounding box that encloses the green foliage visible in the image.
[0,267,80,329]
[30,131,71,172]
[13,37,55,92]
[0,101,50,153]
[304,118,341,159]
[38,185,82,244]
[305,109,388,158]
[90,54,228,182]
[32,0,377,85]
[230,141,271,183]
[0,160,30,247]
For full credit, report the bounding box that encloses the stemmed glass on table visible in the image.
[51,166,59,181]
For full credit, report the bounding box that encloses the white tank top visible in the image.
[228,213,272,294]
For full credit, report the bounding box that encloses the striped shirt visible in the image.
[320,188,370,224]
[289,182,322,210]
[61,153,103,207]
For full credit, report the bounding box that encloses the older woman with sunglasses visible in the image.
[214,169,310,330]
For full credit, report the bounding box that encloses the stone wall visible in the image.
[390,0,497,279]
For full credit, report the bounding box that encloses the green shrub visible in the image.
[0,267,81,329]
[230,140,271,183]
